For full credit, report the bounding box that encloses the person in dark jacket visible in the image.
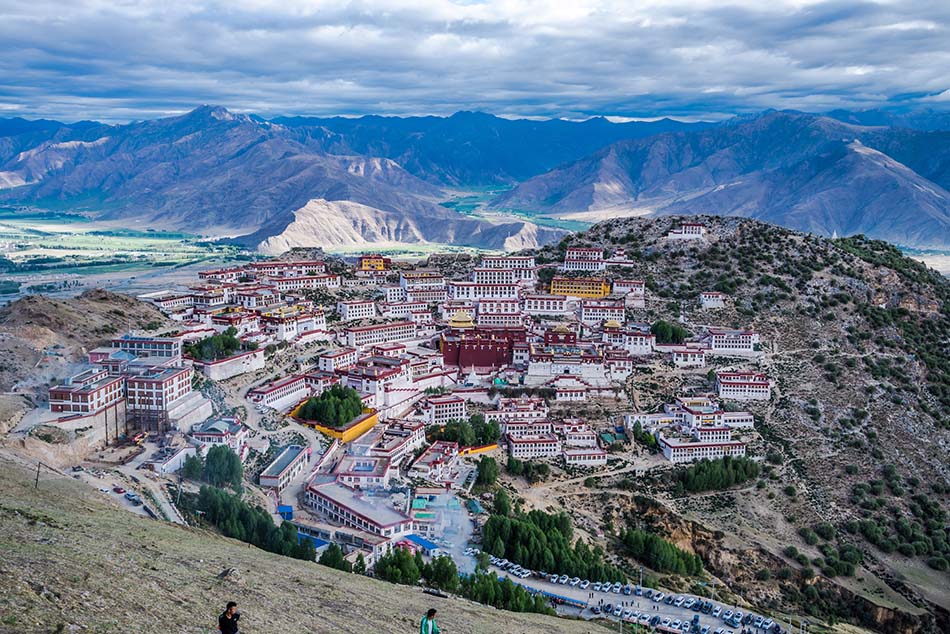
[219,601,240,634]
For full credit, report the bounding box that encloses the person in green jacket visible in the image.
[420,608,440,634]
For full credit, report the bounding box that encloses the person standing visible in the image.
[219,602,240,634]
[420,608,440,634]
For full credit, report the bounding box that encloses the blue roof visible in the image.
[277,504,294,513]
[298,533,329,548]
[405,534,440,551]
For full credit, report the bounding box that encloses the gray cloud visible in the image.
[0,0,948,121]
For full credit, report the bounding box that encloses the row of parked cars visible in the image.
[586,587,781,634]
[478,552,533,579]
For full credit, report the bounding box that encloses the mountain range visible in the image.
[2,106,950,250]
[494,111,950,249]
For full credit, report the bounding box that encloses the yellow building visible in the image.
[294,408,380,443]
[550,276,611,298]
[358,255,389,271]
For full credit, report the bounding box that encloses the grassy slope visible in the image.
[0,455,600,634]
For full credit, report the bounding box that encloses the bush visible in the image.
[671,456,760,493]
[621,529,703,576]
[814,522,837,541]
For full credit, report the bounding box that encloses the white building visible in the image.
[343,321,418,349]
[716,371,771,401]
[507,433,561,459]
[472,268,520,285]
[613,280,646,308]
[580,299,626,326]
[699,291,726,309]
[259,445,309,491]
[318,348,360,372]
[446,282,519,301]
[671,348,706,368]
[422,394,467,426]
[563,448,608,468]
[523,294,569,315]
[703,329,760,355]
[659,434,746,464]
[667,223,707,240]
[337,300,377,321]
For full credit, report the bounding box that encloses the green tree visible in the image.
[203,445,243,490]
[319,543,352,572]
[476,456,500,486]
[353,553,367,575]
[181,453,204,480]
[493,489,511,516]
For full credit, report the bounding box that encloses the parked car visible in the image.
[639,614,651,624]
[754,616,764,628]
[645,589,654,599]
[623,610,633,620]
[700,627,710,634]
[613,606,623,617]
[661,618,671,627]
[579,580,590,589]
[549,574,559,583]
[684,598,695,609]
[593,582,602,592]
[612,582,622,593]
[569,577,580,587]
[113,486,125,494]
[674,596,685,607]
[702,601,713,614]
[763,619,775,630]
[558,574,569,584]
[605,604,613,614]
[664,595,674,605]
[591,606,601,615]
[681,622,690,632]
[672,620,682,629]
[723,610,733,621]
[712,606,722,618]
[650,616,661,627]
[653,592,665,602]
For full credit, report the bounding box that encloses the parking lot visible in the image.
[484,555,785,634]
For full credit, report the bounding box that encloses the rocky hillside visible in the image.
[531,216,949,630]
[0,454,598,634]
[0,289,169,392]
[494,112,950,249]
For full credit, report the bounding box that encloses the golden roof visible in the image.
[603,319,622,329]
[447,310,475,329]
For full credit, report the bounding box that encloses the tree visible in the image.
[427,555,459,592]
[203,445,243,490]
[353,553,367,575]
[476,456,500,486]
[181,454,204,480]
[651,320,688,344]
[494,489,511,516]
[319,543,352,572]
[298,385,364,427]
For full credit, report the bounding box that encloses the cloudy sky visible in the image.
[2,0,949,122]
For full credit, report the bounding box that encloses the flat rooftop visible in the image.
[310,482,410,527]
[262,445,305,478]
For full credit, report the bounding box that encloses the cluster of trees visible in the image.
[459,572,553,615]
[192,486,314,561]
[476,456,499,486]
[483,510,624,581]
[317,543,366,574]
[297,385,364,427]
[181,445,244,491]
[373,547,459,592]
[620,529,703,576]
[428,414,500,447]
[671,456,761,494]
[184,326,251,361]
[650,320,689,345]
[506,457,550,483]
[630,421,658,451]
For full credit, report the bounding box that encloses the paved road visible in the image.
[492,567,781,634]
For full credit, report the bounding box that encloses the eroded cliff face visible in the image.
[608,496,939,633]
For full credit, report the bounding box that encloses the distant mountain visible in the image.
[824,107,950,131]
[272,111,710,186]
[0,106,564,250]
[492,111,950,249]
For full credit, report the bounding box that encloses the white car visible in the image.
[639,614,650,624]
[653,592,665,602]
[623,610,633,620]
[684,598,695,609]
[613,606,623,617]
[612,582,622,593]
[569,577,580,587]
[672,620,682,629]
[593,582,602,591]
[712,606,722,618]
[661,619,671,627]
[763,619,775,630]
[549,574,559,583]
[579,580,590,589]
[674,596,685,607]
[558,574,569,584]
